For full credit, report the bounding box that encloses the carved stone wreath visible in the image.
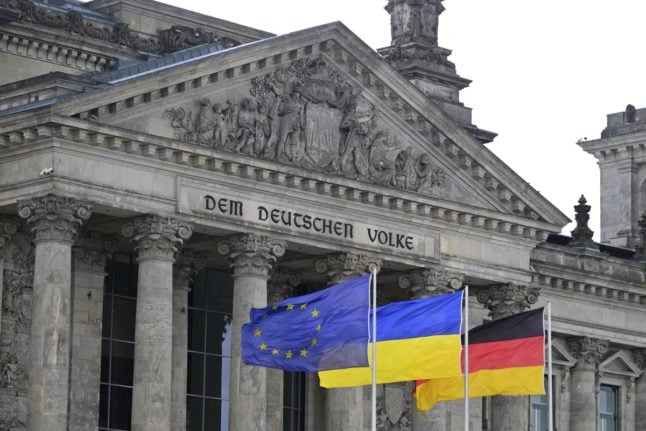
[164,55,447,196]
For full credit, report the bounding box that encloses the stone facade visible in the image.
[0,1,644,430]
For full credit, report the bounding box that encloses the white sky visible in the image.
[161,0,646,240]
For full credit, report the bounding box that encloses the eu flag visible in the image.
[241,274,370,372]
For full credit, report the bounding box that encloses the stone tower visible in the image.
[579,104,646,247]
[378,0,496,143]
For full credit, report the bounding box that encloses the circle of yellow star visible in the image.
[286,304,295,310]
[315,324,321,331]
[311,338,318,346]
[254,328,262,337]
[272,349,279,356]
[271,305,279,311]
[311,309,320,318]
[259,342,268,351]
[300,349,308,357]
[285,350,294,359]
[300,304,308,310]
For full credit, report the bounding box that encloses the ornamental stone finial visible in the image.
[569,195,595,248]
[217,234,286,277]
[73,231,116,273]
[567,337,609,369]
[122,215,193,262]
[18,194,91,242]
[268,267,302,303]
[314,253,381,285]
[398,267,463,299]
[476,283,539,320]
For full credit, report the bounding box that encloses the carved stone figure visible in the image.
[165,55,449,198]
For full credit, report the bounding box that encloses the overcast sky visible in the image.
[160,0,646,240]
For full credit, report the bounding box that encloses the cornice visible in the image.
[578,133,646,164]
[0,27,117,72]
[0,115,562,248]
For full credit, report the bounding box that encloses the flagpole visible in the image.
[371,267,377,431]
[463,284,469,431]
[547,301,553,431]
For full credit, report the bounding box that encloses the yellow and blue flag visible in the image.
[242,274,370,372]
[319,290,463,387]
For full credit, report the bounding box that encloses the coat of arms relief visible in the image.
[164,56,447,196]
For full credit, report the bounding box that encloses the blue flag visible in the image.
[242,274,370,372]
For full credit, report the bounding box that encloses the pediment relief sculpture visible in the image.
[164,56,447,196]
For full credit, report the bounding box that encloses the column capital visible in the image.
[173,248,206,291]
[398,267,463,299]
[476,283,540,320]
[567,336,610,369]
[314,253,381,285]
[268,266,301,303]
[218,233,286,278]
[122,215,193,262]
[17,194,91,243]
[73,231,115,273]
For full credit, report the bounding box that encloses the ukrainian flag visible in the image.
[319,290,463,388]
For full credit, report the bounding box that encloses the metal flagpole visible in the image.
[547,301,553,431]
[464,284,469,431]
[371,268,378,431]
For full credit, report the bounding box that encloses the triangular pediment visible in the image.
[41,22,568,230]
[600,351,641,378]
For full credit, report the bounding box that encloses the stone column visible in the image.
[171,249,205,431]
[69,232,114,431]
[218,234,287,431]
[314,253,381,431]
[476,283,540,431]
[633,349,646,429]
[399,267,463,431]
[122,215,193,431]
[266,267,301,431]
[566,337,609,431]
[17,194,92,431]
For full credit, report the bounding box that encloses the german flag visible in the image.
[414,307,545,411]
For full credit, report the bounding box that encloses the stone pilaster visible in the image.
[567,337,609,431]
[171,249,205,431]
[69,232,114,431]
[315,253,381,431]
[17,194,92,431]
[266,267,301,431]
[218,234,286,431]
[122,215,193,431]
[399,267,462,431]
[632,349,646,429]
[0,219,18,334]
[476,283,540,431]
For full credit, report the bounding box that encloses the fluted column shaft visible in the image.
[69,232,113,431]
[315,253,381,431]
[18,194,92,431]
[565,337,609,431]
[400,267,463,431]
[171,250,204,431]
[122,216,193,431]
[476,283,540,431]
[218,234,286,431]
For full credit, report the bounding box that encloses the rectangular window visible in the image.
[99,253,138,431]
[530,375,553,431]
[600,385,619,431]
[187,269,234,431]
[283,372,306,431]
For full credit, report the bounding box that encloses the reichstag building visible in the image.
[0,0,644,430]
